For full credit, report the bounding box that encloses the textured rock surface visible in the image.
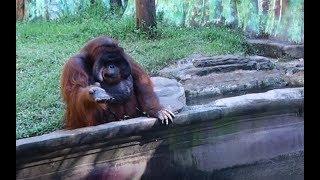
[158,54,304,105]
[192,55,274,69]
[183,69,288,105]
[159,54,276,81]
[151,77,186,112]
[278,58,304,86]
[246,39,304,59]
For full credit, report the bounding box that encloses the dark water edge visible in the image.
[209,151,304,180]
[141,151,304,180]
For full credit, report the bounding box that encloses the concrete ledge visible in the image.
[16,87,304,162]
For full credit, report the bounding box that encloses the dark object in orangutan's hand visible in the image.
[61,36,175,129]
[88,82,113,103]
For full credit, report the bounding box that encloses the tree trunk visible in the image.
[135,0,156,31]
[16,0,25,21]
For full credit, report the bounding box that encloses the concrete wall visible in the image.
[16,88,304,180]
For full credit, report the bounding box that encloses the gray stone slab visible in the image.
[192,54,274,71]
[158,54,276,80]
[158,54,303,105]
[184,69,289,105]
[246,39,304,59]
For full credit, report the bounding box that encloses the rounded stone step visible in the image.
[151,77,186,113]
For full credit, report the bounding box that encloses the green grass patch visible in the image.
[16,12,246,139]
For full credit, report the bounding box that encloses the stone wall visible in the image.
[16,88,304,180]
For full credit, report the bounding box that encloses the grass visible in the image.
[16,7,246,139]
